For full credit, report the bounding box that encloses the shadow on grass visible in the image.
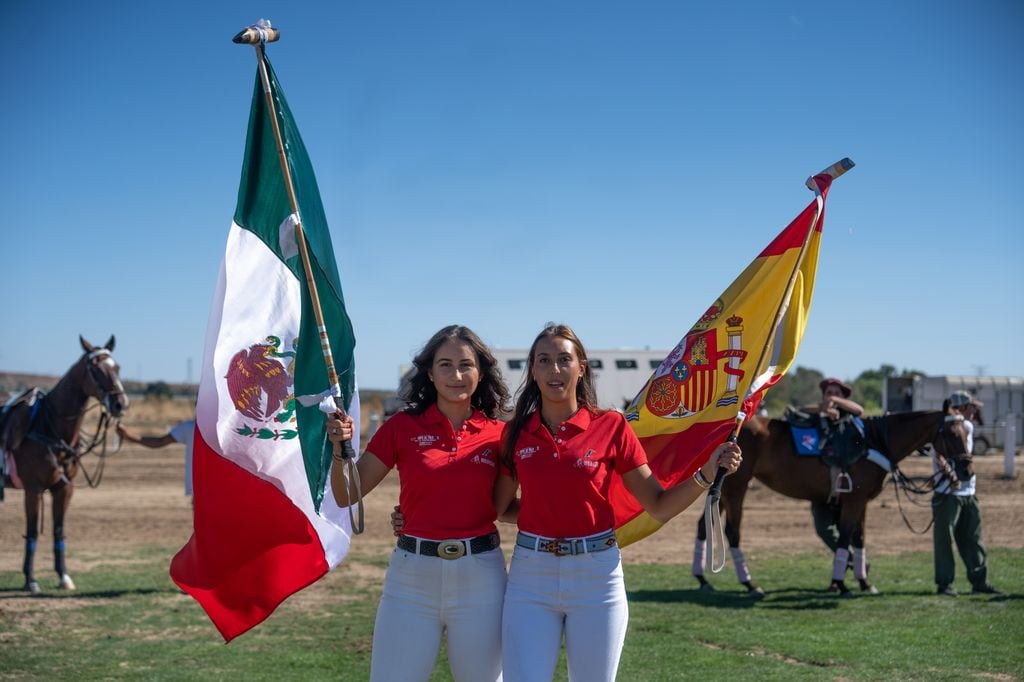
[630,585,1019,610]
[629,586,843,610]
[0,586,175,599]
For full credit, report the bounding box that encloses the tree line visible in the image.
[760,365,924,417]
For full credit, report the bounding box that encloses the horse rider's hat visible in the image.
[819,377,853,398]
[950,390,982,408]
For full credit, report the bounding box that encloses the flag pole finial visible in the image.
[806,157,855,191]
[233,19,280,45]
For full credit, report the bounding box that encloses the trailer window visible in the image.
[507,359,525,370]
[615,359,638,369]
[589,359,604,369]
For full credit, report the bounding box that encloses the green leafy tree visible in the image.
[759,365,929,418]
[762,366,825,416]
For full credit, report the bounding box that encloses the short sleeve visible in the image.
[613,414,647,474]
[365,413,402,469]
[169,420,195,444]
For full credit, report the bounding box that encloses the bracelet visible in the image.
[332,449,350,463]
[692,469,712,490]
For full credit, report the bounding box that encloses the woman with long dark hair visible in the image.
[328,324,510,681]
[495,323,742,681]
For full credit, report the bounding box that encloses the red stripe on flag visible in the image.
[170,426,329,642]
[610,419,736,529]
[756,181,830,258]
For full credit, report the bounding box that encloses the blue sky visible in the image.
[3,1,1022,391]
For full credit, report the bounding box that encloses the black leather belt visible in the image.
[397,532,500,560]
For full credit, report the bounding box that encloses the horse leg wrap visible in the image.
[692,538,706,577]
[54,537,67,577]
[852,547,867,581]
[730,547,752,583]
[23,536,37,580]
[832,548,851,582]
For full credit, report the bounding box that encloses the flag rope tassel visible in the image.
[703,158,854,574]
[244,28,364,534]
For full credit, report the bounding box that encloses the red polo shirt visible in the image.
[366,404,502,540]
[501,408,647,538]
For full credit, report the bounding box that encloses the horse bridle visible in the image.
[83,348,127,415]
[26,349,125,488]
[886,414,966,535]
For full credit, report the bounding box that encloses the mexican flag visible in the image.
[170,53,358,641]
[613,170,840,546]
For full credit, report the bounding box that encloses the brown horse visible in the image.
[1,336,128,594]
[693,410,965,596]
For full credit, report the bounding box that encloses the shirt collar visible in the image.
[424,403,485,432]
[525,406,594,435]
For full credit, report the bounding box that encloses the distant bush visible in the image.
[143,381,175,401]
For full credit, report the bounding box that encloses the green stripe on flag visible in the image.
[233,57,356,513]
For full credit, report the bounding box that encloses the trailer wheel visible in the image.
[973,437,990,456]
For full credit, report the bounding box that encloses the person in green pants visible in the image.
[931,391,1002,597]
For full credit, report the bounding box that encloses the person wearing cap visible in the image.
[815,377,865,422]
[804,378,865,557]
[931,390,1001,596]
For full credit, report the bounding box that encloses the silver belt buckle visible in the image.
[437,540,466,560]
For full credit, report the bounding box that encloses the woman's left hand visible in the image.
[700,442,743,480]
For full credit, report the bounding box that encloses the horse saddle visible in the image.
[0,388,44,453]
[785,407,867,469]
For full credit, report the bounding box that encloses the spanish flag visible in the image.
[613,166,846,547]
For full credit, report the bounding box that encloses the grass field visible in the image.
[1,546,1021,681]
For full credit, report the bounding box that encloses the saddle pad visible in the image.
[789,416,866,458]
[790,426,822,456]
[3,452,23,489]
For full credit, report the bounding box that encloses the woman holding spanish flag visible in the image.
[495,323,742,681]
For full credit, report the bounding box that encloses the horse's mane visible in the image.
[861,410,947,463]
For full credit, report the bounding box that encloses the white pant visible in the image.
[502,543,628,681]
[370,546,507,682]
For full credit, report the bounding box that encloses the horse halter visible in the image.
[83,348,128,416]
[937,415,969,459]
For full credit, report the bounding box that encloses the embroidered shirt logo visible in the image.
[472,449,497,467]
[517,445,541,460]
[411,434,441,448]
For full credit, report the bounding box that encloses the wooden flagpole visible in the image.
[234,20,364,533]
[703,158,855,572]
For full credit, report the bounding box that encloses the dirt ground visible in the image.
[3,428,1021,579]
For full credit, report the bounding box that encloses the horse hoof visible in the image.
[698,582,715,593]
[827,581,850,596]
[25,581,41,595]
[58,574,76,591]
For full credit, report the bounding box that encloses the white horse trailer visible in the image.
[392,348,670,415]
[491,348,670,411]
[885,375,1024,455]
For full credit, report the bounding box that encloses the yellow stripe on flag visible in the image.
[612,178,832,548]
